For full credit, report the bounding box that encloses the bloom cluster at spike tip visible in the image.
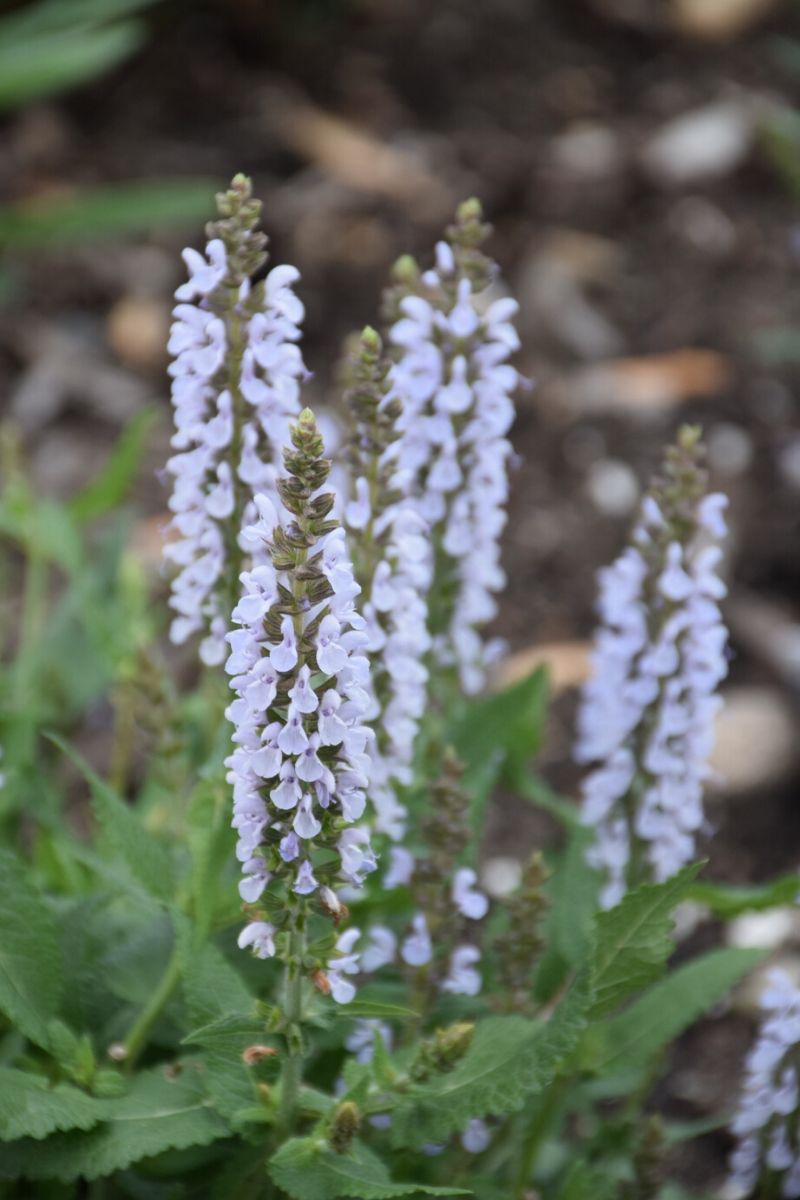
[340,328,432,843]
[225,409,377,1001]
[728,971,800,1197]
[575,428,729,909]
[387,200,519,694]
[164,175,306,666]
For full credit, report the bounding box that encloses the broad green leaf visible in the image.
[451,667,548,799]
[0,848,62,1048]
[0,1063,228,1181]
[391,974,589,1148]
[589,863,701,1018]
[687,874,800,918]
[69,410,158,522]
[0,1068,103,1140]
[268,1136,469,1199]
[0,180,220,247]
[180,938,259,1122]
[47,734,175,902]
[597,947,765,1073]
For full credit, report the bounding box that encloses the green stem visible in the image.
[513,1073,568,1197]
[278,921,306,1131]
[121,943,183,1070]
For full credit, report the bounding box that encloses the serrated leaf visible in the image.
[47,734,175,902]
[597,947,765,1073]
[0,1063,229,1181]
[687,874,800,918]
[182,1012,263,1048]
[0,1069,103,1140]
[179,938,259,1122]
[590,863,701,1018]
[391,975,589,1148]
[0,848,61,1048]
[268,1137,469,1199]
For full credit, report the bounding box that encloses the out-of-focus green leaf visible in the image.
[596,947,764,1073]
[0,180,220,248]
[687,873,800,917]
[0,24,143,111]
[0,849,62,1049]
[0,1064,229,1182]
[69,409,159,523]
[47,733,175,902]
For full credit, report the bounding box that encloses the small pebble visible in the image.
[728,908,800,951]
[707,422,753,477]
[481,856,522,898]
[585,458,640,515]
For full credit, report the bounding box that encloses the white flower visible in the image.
[401,914,432,967]
[388,227,518,694]
[164,210,306,662]
[577,471,729,907]
[237,921,276,959]
[452,868,489,920]
[442,945,482,996]
[729,971,800,1198]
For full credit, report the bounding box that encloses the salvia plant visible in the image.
[0,174,797,1200]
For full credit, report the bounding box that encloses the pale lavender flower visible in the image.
[576,432,729,908]
[442,945,482,996]
[164,177,306,666]
[228,411,377,1001]
[401,914,433,967]
[461,1118,491,1154]
[388,203,519,693]
[728,971,800,1198]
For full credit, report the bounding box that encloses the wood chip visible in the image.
[545,349,731,419]
[491,640,591,694]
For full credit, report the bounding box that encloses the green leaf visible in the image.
[332,1000,420,1022]
[0,848,62,1048]
[557,1162,616,1200]
[597,947,765,1073]
[391,975,589,1148]
[47,733,175,902]
[0,1069,103,1140]
[69,410,158,522]
[182,1012,264,1048]
[589,863,702,1018]
[179,937,259,1122]
[0,1063,228,1181]
[550,826,601,966]
[451,668,548,800]
[0,180,221,248]
[0,23,143,112]
[187,772,237,938]
[687,874,800,918]
[268,1137,469,1199]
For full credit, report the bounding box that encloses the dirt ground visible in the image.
[3,0,800,1190]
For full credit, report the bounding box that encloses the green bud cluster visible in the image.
[494,853,549,1013]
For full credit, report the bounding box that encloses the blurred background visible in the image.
[2,0,800,1186]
